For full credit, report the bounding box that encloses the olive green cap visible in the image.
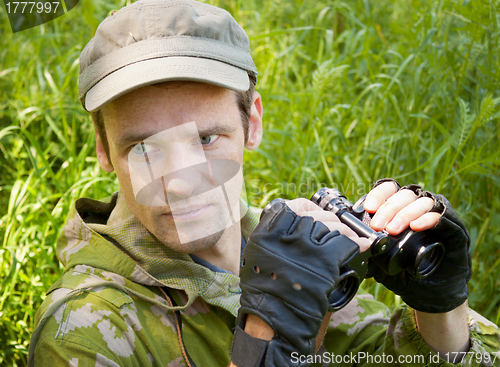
[79,0,257,112]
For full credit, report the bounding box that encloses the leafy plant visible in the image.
[1,0,499,365]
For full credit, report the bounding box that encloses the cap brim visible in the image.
[84,56,249,112]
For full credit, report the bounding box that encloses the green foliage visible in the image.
[1,0,499,365]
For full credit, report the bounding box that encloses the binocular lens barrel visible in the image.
[414,242,445,278]
[328,271,360,311]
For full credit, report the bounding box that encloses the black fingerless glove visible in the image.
[231,201,360,367]
[367,179,472,313]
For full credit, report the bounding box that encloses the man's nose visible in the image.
[160,144,206,199]
[164,173,198,199]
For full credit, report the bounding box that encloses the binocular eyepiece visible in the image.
[310,188,445,311]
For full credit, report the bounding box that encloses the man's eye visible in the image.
[199,134,219,145]
[131,142,155,155]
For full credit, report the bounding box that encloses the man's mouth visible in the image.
[163,204,212,222]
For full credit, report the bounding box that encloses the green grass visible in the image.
[1,0,499,365]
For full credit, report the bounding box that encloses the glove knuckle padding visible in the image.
[237,203,360,363]
[372,178,402,190]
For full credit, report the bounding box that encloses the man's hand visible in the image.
[238,199,371,342]
[363,179,472,360]
[362,179,471,313]
[230,198,369,367]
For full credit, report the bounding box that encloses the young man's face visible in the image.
[95,82,263,254]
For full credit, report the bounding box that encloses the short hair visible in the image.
[91,74,257,162]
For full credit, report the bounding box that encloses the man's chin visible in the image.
[154,228,225,254]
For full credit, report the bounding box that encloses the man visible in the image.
[29,0,500,366]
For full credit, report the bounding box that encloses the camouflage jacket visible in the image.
[29,193,500,366]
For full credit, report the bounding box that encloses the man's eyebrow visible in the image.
[197,124,236,136]
[115,131,158,148]
[115,124,237,147]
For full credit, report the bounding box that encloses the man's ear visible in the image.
[95,128,114,172]
[245,91,263,150]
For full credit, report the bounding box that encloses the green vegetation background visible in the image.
[1,0,499,364]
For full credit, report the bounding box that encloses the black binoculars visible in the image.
[310,188,445,311]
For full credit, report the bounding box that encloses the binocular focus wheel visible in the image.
[328,271,360,311]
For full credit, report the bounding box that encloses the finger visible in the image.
[410,212,442,232]
[286,198,324,215]
[363,181,399,213]
[286,198,371,251]
[307,216,354,237]
[313,220,371,252]
[285,198,346,232]
[301,210,341,224]
[346,236,371,253]
[308,218,371,252]
[385,197,435,235]
[370,189,418,231]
